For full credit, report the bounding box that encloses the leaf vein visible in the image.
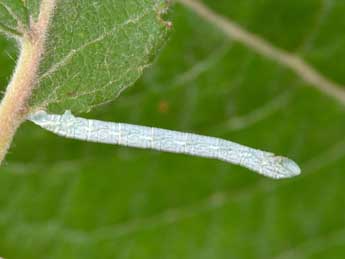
[178,0,345,105]
[38,7,156,83]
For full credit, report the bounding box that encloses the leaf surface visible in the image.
[0,0,29,36]
[29,0,169,113]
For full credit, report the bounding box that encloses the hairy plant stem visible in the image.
[0,0,56,165]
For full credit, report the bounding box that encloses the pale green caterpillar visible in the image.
[28,110,301,179]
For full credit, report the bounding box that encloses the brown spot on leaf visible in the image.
[158,100,169,114]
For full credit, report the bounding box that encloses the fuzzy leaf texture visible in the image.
[0,0,29,36]
[29,0,169,113]
[1,0,345,259]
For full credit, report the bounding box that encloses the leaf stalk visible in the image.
[0,0,56,165]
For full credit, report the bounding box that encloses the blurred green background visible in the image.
[1,0,345,258]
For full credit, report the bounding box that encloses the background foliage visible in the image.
[1,0,345,258]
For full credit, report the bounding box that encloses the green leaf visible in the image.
[1,0,29,25]
[24,0,40,19]
[1,0,345,258]
[29,0,170,113]
[0,0,29,37]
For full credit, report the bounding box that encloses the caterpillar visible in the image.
[28,110,301,179]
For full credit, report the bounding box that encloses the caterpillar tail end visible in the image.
[27,110,48,125]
